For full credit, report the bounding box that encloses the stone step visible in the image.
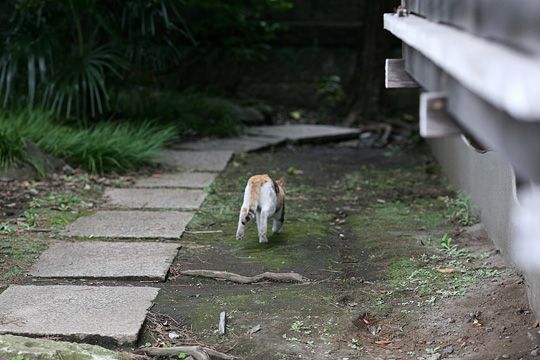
[245,124,360,143]
[0,335,131,360]
[173,135,286,153]
[104,188,207,210]
[61,210,193,239]
[30,241,179,281]
[134,172,217,188]
[0,285,159,345]
[155,150,233,172]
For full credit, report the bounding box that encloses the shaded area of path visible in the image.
[152,144,531,360]
[0,125,534,359]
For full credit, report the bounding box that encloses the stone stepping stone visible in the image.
[30,241,179,281]
[246,124,360,143]
[104,188,207,210]
[0,285,158,345]
[61,210,193,239]
[0,335,129,359]
[173,135,286,153]
[156,150,233,172]
[135,172,217,188]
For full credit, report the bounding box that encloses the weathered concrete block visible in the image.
[174,136,286,153]
[104,188,207,209]
[134,172,217,188]
[246,124,360,143]
[61,210,193,239]
[156,150,233,172]
[0,285,159,345]
[0,334,131,359]
[30,241,179,281]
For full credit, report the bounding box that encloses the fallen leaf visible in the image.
[437,268,455,273]
[375,340,393,345]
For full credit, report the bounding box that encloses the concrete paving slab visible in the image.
[104,188,207,209]
[245,124,360,143]
[0,335,131,360]
[156,150,233,171]
[61,210,193,239]
[30,241,179,280]
[134,172,217,188]
[0,285,159,345]
[173,135,286,153]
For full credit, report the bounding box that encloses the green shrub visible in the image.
[0,128,25,169]
[0,111,176,173]
[0,1,291,119]
[115,90,242,137]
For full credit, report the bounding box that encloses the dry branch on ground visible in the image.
[180,269,310,284]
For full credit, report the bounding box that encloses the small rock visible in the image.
[168,331,180,340]
[432,354,441,360]
[485,327,494,333]
[444,346,454,354]
[532,349,540,356]
[447,318,455,324]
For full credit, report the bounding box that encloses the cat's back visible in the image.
[248,174,272,187]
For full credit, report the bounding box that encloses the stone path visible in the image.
[0,124,359,348]
[30,241,179,280]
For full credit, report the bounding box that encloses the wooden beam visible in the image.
[420,92,461,138]
[385,59,419,88]
[384,13,540,122]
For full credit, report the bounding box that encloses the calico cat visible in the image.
[236,174,285,243]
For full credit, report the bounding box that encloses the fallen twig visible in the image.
[139,346,236,360]
[180,270,309,284]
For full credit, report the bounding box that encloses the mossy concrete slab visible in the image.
[246,124,360,143]
[0,334,131,359]
[29,241,179,280]
[134,172,217,188]
[61,210,193,239]
[174,135,286,153]
[156,150,233,172]
[104,188,207,210]
[0,285,159,345]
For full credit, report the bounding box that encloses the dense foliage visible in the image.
[0,111,176,173]
[0,0,291,120]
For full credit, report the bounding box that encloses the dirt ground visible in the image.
[148,144,538,360]
[1,141,538,360]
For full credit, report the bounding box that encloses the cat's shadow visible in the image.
[238,232,289,250]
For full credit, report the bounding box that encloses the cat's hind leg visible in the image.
[272,203,285,234]
[272,219,283,234]
[257,210,269,244]
[236,207,249,240]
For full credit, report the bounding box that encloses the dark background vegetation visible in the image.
[0,0,405,174]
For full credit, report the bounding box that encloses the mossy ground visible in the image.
[152,145,505,359]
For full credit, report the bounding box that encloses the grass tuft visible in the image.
[0,128,25,169]
[0,111,176,174]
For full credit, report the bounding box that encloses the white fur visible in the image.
[236,180,283,243]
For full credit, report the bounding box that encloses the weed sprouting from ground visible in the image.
[443,194,479,226]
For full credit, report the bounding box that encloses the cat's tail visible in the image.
[240,182,261,225]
